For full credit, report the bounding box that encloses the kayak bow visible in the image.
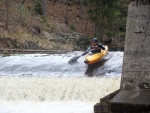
[84,46,108,65]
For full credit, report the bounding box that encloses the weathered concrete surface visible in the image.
[110,90,150,105]
[94,1,150,113]
[121,1,150,90]
[94,90,120,113]
[110,90,150,113]
[108,1,150,113]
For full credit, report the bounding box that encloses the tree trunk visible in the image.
[20,0,26,26]
[65,0,69,24]
[84,17,88,31]
[94,0,98,37]
[5,0,9,30]
[79,0,83,19]
[43,0,47,16]
[102,15,107,42]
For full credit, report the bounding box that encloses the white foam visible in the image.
[0,101,94,113]
[0,76,120,113]
[0,51,123,77]
[0,76,120,102]
[0,52,123,113]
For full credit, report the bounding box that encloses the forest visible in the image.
[0,0,128,51]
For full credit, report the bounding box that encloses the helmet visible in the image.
[92,38,98,42]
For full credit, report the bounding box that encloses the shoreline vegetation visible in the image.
[0,0,128,52]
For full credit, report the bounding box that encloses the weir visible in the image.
[0,51,122,113]
[0,77,120,102]
[94,1,150,113]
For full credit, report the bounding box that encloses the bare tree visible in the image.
[65,0,69,24]
[43,0,47,16]
[79,0,83,19]
[5,0,9,30]
[20,0,26,26]
[84,16,88,31]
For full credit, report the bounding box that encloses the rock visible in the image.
[23,41,41,49]
[41,29,89,51]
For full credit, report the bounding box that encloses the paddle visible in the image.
[68,51,88,64]
[68,38,112,64]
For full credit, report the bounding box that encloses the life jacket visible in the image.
[91,42,99,50]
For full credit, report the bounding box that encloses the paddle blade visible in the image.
[68,56,80,64]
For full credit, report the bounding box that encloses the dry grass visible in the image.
[0,1,94,50]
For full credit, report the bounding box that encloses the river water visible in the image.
[0,51,123,113]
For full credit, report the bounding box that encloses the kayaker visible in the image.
[82,38,105,55]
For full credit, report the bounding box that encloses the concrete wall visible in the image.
[121,1,150,90]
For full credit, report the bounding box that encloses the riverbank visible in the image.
[0,1,124,52]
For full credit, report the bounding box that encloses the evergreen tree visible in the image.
[34,0,43,15]
[88,0,128,43]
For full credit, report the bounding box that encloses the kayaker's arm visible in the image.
[82,46,92,55]
[98,44,105,50]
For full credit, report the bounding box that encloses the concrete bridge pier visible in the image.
[94,1,150,113]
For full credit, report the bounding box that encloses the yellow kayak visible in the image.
[84,46,108,65]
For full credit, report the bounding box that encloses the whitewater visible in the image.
[0,51,123,113]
